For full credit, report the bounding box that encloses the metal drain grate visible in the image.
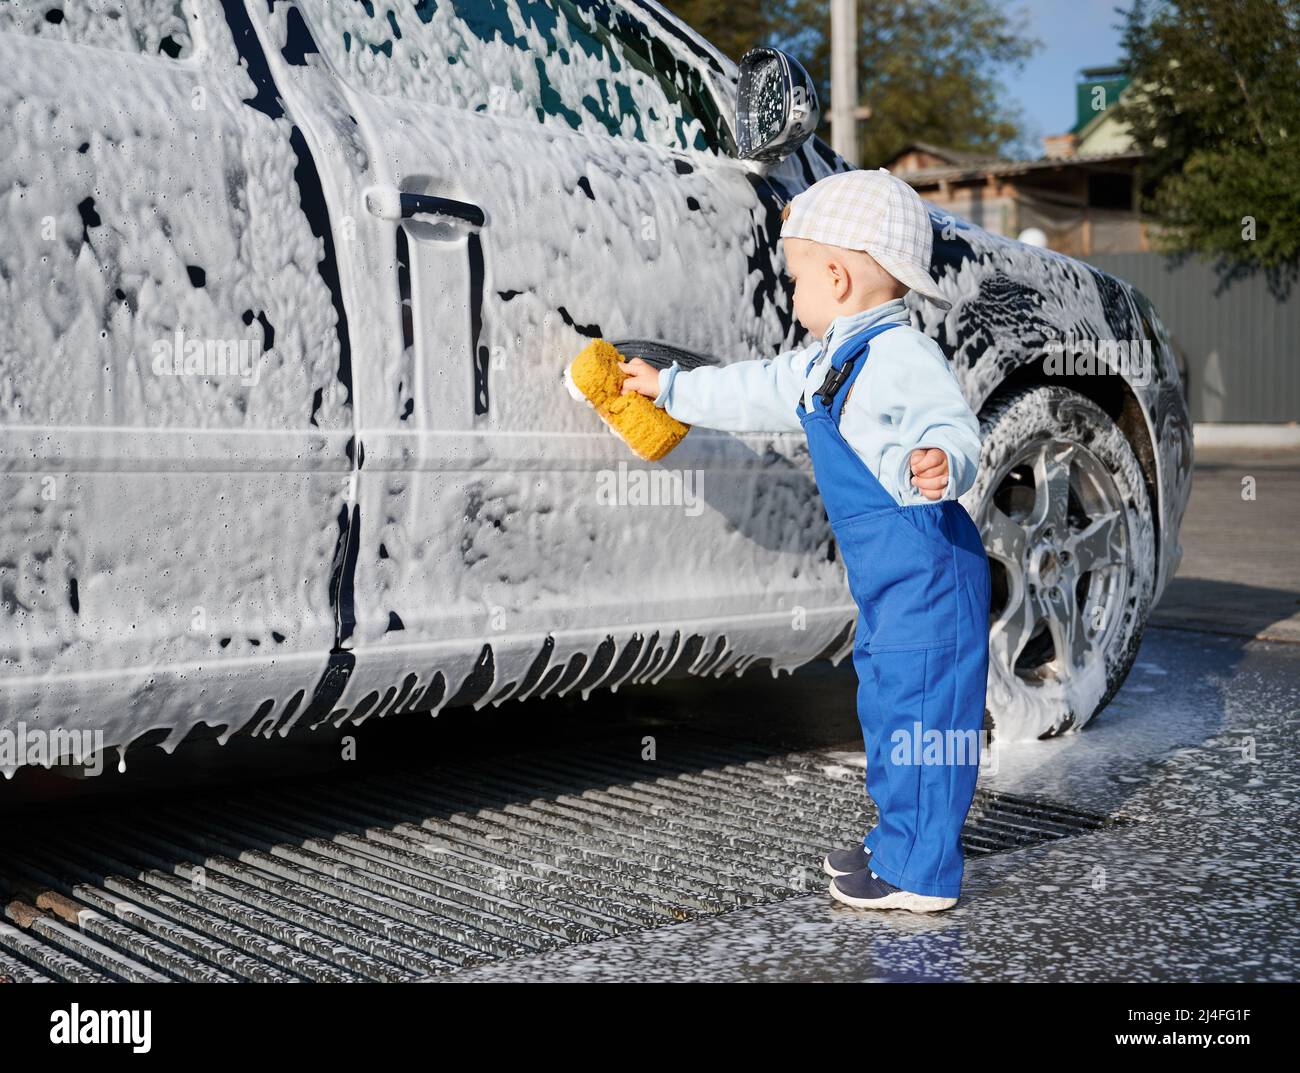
[0,734,1123,982]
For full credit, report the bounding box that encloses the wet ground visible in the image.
[435,628,1298,981]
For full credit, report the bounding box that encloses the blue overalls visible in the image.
[796,322,993,899]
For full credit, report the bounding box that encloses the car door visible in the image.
[251,0,856,721]
[0,0,355,763]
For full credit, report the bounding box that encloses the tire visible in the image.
[960,385,1157,740]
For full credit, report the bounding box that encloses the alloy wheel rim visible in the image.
[975,436,1129,700]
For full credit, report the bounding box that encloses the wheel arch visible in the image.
[977,359,1162,579]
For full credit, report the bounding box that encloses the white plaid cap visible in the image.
[779,168,952,309]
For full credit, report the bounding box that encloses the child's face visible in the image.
[783,237,839,340]
[782,236,904,339]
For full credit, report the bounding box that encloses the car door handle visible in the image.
[611,339,720,370]
[364,185,485,228]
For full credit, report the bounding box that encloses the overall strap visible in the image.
[820,321,903,422]
[802,341,826,379]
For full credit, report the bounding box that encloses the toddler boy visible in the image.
[619,169,992,912]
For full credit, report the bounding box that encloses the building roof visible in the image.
[886,141,1005,169]
[1076,64,1128,78]
[1079,64,1127,79]
[1071,69,1132,134]
[895,150,1142,187]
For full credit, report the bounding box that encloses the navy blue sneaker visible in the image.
[829,868,959,913]
[821,844,872,877]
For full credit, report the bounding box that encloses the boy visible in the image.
[618,169,992,913]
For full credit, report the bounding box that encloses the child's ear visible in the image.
[828,257,851,299]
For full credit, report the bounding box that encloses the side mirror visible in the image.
[735,47,820,164]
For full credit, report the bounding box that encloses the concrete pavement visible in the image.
[1152,447,1300,642]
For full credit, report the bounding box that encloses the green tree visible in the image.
[661,0,1038,165]
[1116,0,1300,292]
[657,0,778,64]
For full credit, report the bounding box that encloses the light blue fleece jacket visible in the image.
[651,298,981,506]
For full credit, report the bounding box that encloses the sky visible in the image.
[1001,0,1129,154]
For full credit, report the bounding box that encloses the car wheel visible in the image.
[962,385,1157,739]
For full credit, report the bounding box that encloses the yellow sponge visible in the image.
[565,339,690,462]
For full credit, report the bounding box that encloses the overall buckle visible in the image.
[816,355,856,408]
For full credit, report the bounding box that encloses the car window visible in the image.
[0,0,192,59]
[296,0,733,156]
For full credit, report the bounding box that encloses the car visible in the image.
[0,0,1192,777]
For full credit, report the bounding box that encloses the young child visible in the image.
[619,169,992,913]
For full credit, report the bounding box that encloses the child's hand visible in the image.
[617,358,661,399]
[910,447,949,501]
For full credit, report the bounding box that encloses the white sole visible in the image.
[828,877,958,914]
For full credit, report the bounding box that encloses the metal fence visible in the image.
[1084,252,1299,424]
